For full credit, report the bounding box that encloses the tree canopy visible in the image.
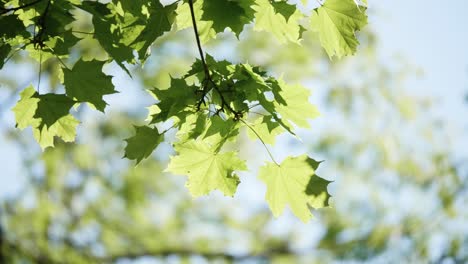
[1,0,368,222]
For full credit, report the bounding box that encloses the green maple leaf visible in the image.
[259,155,331,222]
[246,115,285,145]
[12,86,79,149]
[38,0,75,37]
[149,77,198,123]
[202,116,239,147]
[124,126,163,164]
[270,1,296,21]
[130,1,177,60]
[167,140,247,197]
[34,93,76,128]
[253,0,303,43]
[79,1,135,70]
[12,86,40,130]
[274,80,319,128]
[306,164,333,207]
[175,0,216,43]
[310,0,368,58]
[0,14,28,39]
[44,30,79,56]
[175,113,208,143]
[63,59,116,112]
[33,115,80,149]
[201,0,255,37]
[176,114,239,151]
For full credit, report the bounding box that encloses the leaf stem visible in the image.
[240,119,279,166]
[37,49,42,93]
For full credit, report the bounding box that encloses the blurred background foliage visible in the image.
[1,5,468,264]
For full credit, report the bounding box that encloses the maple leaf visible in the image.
[201,0,255,37]
[34,93,75,128]
[12,86,79,149]
[12,86,40,130]
[274,80,320,128]
[253,0,303,43]
[271,1,296,21]
[130,1,177,60]
[246,115,285,145]
[167,140,247,197]
[149,77,198,124]
[124,126,163,165]
[33,115,80,149]
[259,155,331,222]
[310,0,368,58]
[175,0,216,43]
[63,59,116,112]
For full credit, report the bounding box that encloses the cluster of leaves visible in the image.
[1,0,367,221]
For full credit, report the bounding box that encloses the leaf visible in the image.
[253,0,303,43]
[12,86,40,130]
[274,80,319,128]
[34,93,75,128]
[124,126,163,164]
[38,0,75,37]
[79,1,135,69]
[63,59,116,112]
[33,115,80,149]
[259,155,330,222]
[175,112,208,142]
[44,30,80,56]
[201,0,255,37]
[130,1,177,60]
[271,1,296,21]
[202,116,239,148]
[0,14,28,39]
[310,0,368,58]
[175,0,216,43]
[246,115,285,145]
[12,86,79,149]
[167,140,247,197]
[149,77,198,124]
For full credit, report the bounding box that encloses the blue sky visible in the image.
[1,0,467,198]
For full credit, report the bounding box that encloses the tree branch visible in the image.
[0,0,44,15]
[100,245,292,262]
[188,0,209,78]
[187,0,243,119]
[33,0,51,49]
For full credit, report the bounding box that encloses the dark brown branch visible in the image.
[187,0,243,119]
[188,0,209,77]
[100,245,292,263]
[33,0,51,49]
[0,0,44,15]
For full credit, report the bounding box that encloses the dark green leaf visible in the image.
[63,59,116,112]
